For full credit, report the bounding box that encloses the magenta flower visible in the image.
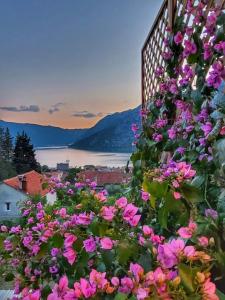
[80,278,96,298]
[115,196,128,209]
[183,40,197,57]
[100,237,113,250]
[177,220,197,239]
[64,233,77,248]
[47,275,69,300]
[174,31,183,45]
[89,269,108,289]
[198,236,209,247]
[201,122,212,136]
[119,277,134,294]
[168,127,177,140]
[23,290,41,300]
[63,248,77,265]
[130,263,144,281]
[111,277,120,286]
[83,236,96,253]
[101,206,116,221]
[123,203,138,221]
[141,191,150,202]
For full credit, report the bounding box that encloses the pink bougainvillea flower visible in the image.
[198,236,209,247]
[129,214,141,227]
[141,191,150,201]
[111,277,120,286]
[80,278,96,298]
[101,206,116,221]
[23,290,41,300]
[136,288,149,300]
[178,220,197,239]
[130,263,144,281]
[100,237,114,250]
[183,245,195,258]
[64,233,77,248]
[143,225,153,236]
[123,203,139,221]
[173,191,181,200]
[63,248,77,265]
[47,275,69,300]
[131,123,139,133]
[83,236,96,253]
[202,279,218,300]
[119,277,134,294]
[115,196,128,209]
[174,31,183,45]
[89,269,108,289]
[58,207,67,218]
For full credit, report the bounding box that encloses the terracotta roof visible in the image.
[4,170,50,196]
[78,170,131,186]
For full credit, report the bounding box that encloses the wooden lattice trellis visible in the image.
[141,0,224,109]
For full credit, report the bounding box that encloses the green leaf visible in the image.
[35,242,48,259]
[114,293,128,300]
[158,205,168,229]
[51,234,64,248]
[191,176,205,188]
[178,263,198,293]
[180,183,203,203]
[4,272,14,281]
[117,241,137,265]
[143,178,168,198]
[138,253,152,273]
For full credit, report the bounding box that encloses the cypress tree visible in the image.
[3,127,14,161]
[13,131,39,174]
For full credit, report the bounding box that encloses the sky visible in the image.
[0,0,162,129]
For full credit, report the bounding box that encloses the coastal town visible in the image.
[0,161,132,221]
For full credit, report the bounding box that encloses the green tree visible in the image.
[0,159,16,181]
[64,167,81,183]
[13,131,39,174]
[0,127,5,160]
[2,127,14,161]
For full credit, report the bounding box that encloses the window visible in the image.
[5,202,11,211]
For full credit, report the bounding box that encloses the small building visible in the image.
[56,162,69,171]
[0,170,56,221]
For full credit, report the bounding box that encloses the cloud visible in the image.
[48,102,65,114]
[72,110,103,118]
[0,105,40,112]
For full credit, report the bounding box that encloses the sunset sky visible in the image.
[0,0,162,129]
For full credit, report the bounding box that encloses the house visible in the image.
[78,169,131,189]
[0,170,56,221]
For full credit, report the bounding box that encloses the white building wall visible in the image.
[0,183,27,221]
[46,191,56,205]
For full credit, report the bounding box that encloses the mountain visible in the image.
[0,120,87,147]
[0,105,141,152]
[70,106,141,152]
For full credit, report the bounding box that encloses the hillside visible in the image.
[0,121,87,147]
[70,106,141,152]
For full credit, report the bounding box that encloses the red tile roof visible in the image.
[78,170,131,186]
[4,170,50,196]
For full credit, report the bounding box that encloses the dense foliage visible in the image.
[0,0,225,299]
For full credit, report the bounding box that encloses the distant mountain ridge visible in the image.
[0,106,141,152]
[0,121,87,147]
[70,106,141,152]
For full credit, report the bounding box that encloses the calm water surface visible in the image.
[35,147,131,168]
